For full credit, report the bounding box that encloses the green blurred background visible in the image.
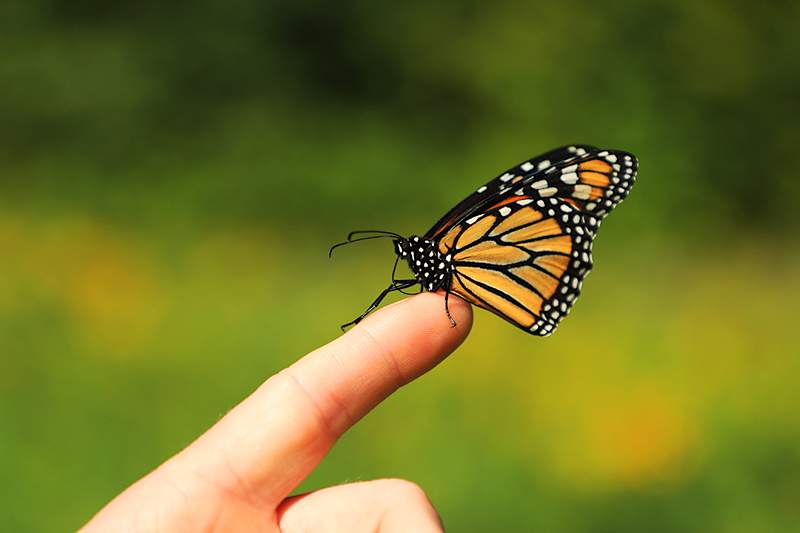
[2,1,799,531]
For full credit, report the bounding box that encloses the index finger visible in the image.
[170,292,472,507]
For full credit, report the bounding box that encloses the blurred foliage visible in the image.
[1,0,799,531]
[3,0,800,235]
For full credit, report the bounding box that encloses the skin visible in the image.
[81,292,473,532]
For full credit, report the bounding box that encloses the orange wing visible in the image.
[536,149,638,234]
[438,197,593,336]
[424,145,599,239]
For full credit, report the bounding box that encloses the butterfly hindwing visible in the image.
[437,195,594,336]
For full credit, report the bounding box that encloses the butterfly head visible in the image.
[395,235,452,292]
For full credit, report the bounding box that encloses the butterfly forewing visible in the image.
[425,145,597,240]
[439,196,594,336]
[532,149,638,234]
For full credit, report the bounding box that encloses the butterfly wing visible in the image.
[437,195,593,336]
[532,149,638,234]
[424,145,597,240]
[425,145,637,335]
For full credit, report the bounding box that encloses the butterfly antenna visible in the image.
[347,229,403,240]
[328,234,399,258]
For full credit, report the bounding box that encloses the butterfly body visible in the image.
[335,145,638,337]
[395,236,453,292]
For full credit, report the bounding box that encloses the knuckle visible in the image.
[376,479,443,532]
[381,478,432,507]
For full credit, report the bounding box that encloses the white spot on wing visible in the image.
[561,172,578,184]
[573,184,591,200]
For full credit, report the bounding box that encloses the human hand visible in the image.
[81,292,472,532]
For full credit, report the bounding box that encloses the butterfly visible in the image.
[331,145,638,336]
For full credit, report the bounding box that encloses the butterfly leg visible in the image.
[444,289,457,328]
[340,279,418,331]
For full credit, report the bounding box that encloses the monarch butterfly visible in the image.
[331,145,638,336]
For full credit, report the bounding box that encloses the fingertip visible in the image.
[441,292,473,338]
[361,291,473,342]
[354,292,472,382]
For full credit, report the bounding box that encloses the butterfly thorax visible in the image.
[395,236,452,292]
